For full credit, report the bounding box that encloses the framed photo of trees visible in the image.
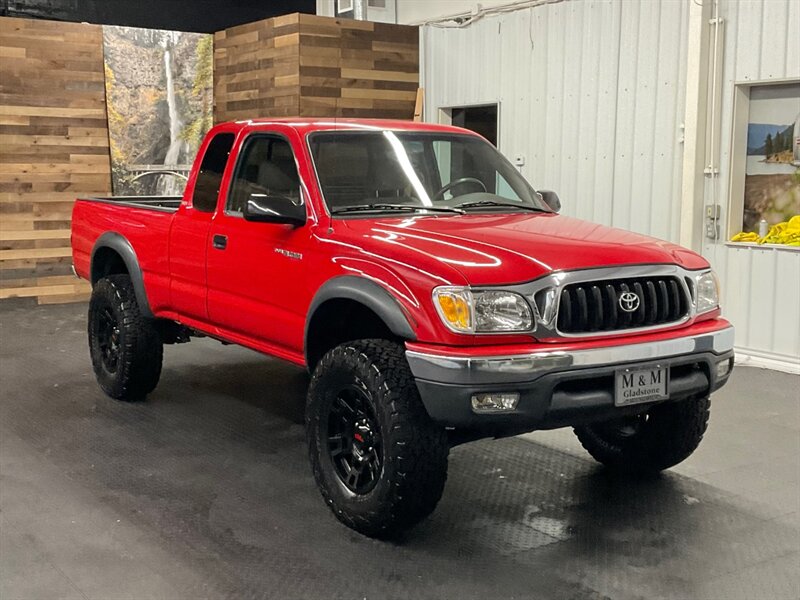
[728,80,800,246]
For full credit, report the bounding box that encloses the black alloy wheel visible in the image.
[95,304,122,373]
[327,383,383,495]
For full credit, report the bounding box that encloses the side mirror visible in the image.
[538,189,561,213]
[244,193,306,227]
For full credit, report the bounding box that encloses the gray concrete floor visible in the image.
[0,302,798,600]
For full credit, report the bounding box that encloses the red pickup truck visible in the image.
[72,118,734,537]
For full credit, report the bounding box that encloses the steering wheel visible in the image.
[431,177,487,202]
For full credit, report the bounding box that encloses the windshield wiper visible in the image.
[455,200,547,212]
[331,203,465,215]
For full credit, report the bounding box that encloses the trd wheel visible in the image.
[327,383,383,495]
[573,396,711,475]
[88,275,163,401]
[306,339,449,538]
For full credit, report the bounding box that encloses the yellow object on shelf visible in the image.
[761,215,800,246]
[730,216,800,246]
[730,231,760,243]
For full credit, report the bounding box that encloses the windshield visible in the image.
[307,131,550,215]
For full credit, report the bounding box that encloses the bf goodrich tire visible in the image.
[88,274,163,401]
[573,396,711,475]
[306,339,449,538]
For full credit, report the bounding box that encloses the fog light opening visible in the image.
[471,392,520,413]
[715,359,732,379]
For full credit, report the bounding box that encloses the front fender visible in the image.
[305,275,417,344]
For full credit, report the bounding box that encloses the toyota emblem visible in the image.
[619,291,640,313]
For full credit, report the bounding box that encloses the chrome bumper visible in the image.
[406,326,735,386]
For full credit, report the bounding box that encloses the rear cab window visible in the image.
[192,132,235,212]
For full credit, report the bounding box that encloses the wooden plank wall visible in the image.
[0,16,111,304]
[214,13,419,122]
[213,14,301,121]
[298,14,418,119]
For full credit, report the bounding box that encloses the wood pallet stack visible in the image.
[214,13,418,123]
[0,16,111,304]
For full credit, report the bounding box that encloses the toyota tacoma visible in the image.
[71,119,734,537]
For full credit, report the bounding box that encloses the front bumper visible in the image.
[406,324,734,436]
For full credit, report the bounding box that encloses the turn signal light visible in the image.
[434,288,472,332]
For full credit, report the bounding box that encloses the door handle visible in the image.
[212,234,227,250]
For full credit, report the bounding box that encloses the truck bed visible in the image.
[72,196,179,313]
[79,196,182,212]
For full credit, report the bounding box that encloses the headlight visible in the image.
[433,287,533,333]
[695,270,720,314]
[474,290,533,332]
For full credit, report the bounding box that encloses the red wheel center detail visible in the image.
[354,433,364,442]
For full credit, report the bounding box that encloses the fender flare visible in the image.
[90,232,154,319]
[305,276,417,357]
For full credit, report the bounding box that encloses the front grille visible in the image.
[556,276,689,334]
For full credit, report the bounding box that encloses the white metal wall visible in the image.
[423,0,689,241]
[702,0,800,369]
[396,0,512,24]
[316,0,511,24]
[422,0,799,370]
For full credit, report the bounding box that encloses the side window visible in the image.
[192,133,235,212]
[227,136,301,215]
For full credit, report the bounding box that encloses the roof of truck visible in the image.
[225,117,476,136]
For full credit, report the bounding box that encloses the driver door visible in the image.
[205,133,309,353]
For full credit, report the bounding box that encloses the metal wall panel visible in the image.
[422,0,799,368]
[702,0,800,367]
[423,0,688,241]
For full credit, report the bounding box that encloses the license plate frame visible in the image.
[614,363,669,407]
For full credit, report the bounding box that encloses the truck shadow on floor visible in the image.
[156,353,309,425]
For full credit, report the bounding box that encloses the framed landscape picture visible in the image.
[741,83,800,233]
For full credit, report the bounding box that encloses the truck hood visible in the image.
[341,212,708,286]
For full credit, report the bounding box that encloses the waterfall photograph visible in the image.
[102,26,213,196]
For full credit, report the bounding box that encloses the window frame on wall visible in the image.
[336,0,354,16]
[726,77,800,250]
[335,0,356,15]
[334,0,395,21]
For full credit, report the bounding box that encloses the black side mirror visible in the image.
[244,193,306,227]
[538,189,561,213]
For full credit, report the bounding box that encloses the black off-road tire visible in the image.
[88,274,163,401]
[306,339,449,538]
[573,396,711,475]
